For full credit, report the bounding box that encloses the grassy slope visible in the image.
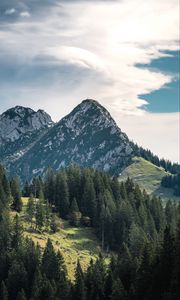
[19,198,104,281]
[119,157,180,201]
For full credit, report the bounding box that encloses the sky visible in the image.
[0,0,179,162]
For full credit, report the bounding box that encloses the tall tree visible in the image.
[11,177,22,212]
[26,194,35,227]
[74,260,86,300]
[55,172,70,218]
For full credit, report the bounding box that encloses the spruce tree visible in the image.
[26,194,35,227]
[11,177,22,212]
[35,190,45,230]
[82,176,96,223]
[111,278,127,300]
[16,289,27,300]
[12,214,23,249]
[0,281,8,300]
[74,260,86,300]
[55,172,70,218]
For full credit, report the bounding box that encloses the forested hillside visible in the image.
[161,174,180,196]
[0,164,180,300]
[23,165,179,251]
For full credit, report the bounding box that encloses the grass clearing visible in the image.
[20,197,104,281]
[119,157,180,201]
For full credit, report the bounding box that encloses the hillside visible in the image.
[119,156,180,201]
[17,198,105,281]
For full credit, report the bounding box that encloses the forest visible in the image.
[161,174,180,196]
[0,164,180,300]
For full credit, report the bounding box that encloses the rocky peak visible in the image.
[0,106,54,144]
[61,99,120,137]
[9,99,133,180]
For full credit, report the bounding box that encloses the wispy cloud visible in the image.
[4,8,16,15]
[20,11,30,18]
[0,0,179,161]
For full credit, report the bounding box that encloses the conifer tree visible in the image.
[82,176,96,223]
[16,289,27,300]
[11,177,22,212]
[12,214,23,249]
[55,172,69,218]
[69,197,81,226]
[26,194,35,227]
[50,214,58,233]
[74,260,86,300]
[0,281,8,300]
[41,239,67,284]
[35,190,45,230]
[7,261,28,300]
[44,167,55,204]
[111,278,127,300]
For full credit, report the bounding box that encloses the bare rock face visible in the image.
[0,106,54,166]
[6,99,134,181]
[0,106,53,144]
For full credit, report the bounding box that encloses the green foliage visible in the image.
[0,281,8,300]
[10,177,22,212]
[0,164,180,300]
[74,260,86,300]
[26,194,35,226]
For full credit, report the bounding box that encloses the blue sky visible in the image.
[0,0,179,162]
[139,50,179,113]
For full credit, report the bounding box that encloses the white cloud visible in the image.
[20,11,30,18]
[4,8,16,15]
[0,0,179,161]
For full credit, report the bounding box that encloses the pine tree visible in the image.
[11,177,22,212]
[50,214,58,233]
[16,289,27,300]
[35,191,45,230]
[82,175,96,223]
[0,281,8,300]
[56,250,69,300]
[26,194,35,227]
[7,261,28,300]
[111,278,127,300]
[44,167,55,204]
[41,238,67,284]
[55,172,70,218]
[74,260,86,300]
[69,197,81,226]
[12,214,23,249]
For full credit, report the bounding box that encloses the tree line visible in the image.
[161,174,180,196]
[132,143,180,174]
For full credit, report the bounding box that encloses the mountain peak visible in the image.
[0,106,54,144]
[9,99,133,180]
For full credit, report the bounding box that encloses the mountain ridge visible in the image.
[7,99,134,180]
[0,99,179,202]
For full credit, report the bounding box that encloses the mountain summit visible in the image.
[7,99,133,180]
[0,106,54,167]
[0,105,53,144]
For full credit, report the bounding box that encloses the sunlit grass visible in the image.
[119,156,180,201]
[19,197,105,281]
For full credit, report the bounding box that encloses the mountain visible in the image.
[8,99,134,180]
[0,106,54,166]
[0,99,179,201]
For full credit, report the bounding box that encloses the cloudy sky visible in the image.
[0,0,179,162]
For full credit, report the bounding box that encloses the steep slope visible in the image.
[0,106,54,166]
[119,157,180,201]
[9,99,134,181]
